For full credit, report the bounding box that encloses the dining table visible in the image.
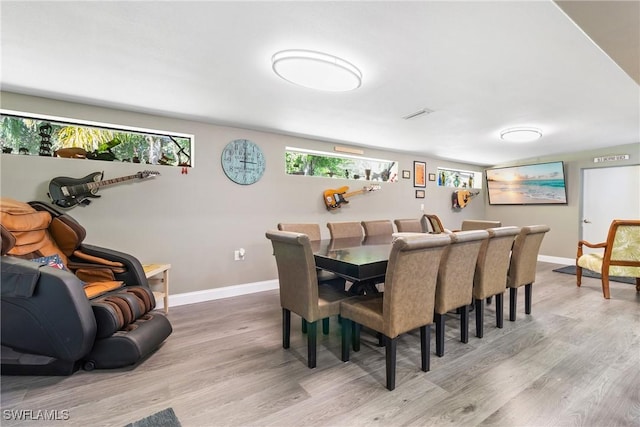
[312,235,394,295]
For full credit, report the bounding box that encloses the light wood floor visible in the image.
[2,262,639,427]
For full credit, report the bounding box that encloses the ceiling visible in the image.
[1,1,638,166]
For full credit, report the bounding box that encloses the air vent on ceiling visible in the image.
[402,108,434,120]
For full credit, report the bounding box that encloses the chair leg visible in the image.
[496,293,504,329]
[435,313,445,357]
[602,271,611,299]
[322,318,330,335]
[525,283,532,314]
[576,264,582,287]
[486,296,492,305]
[460,304,469,343]
[385,335,397,391]
[475,299,484,338]
[353,322,361,352]
[301,318,307,334]
[420,325,430,372]
[341,318,351,362]
[509,287,517,321]
[282,308,291,349]
[636,278,640,293]
[307,320,317,369]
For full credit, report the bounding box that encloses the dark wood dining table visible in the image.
[312,235,394,294]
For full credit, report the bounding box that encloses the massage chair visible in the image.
[0,198,172,375]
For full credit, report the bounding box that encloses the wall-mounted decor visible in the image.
[414,161,426,187]
[415,189,425,199]
[428,173,436,181]
[402,170,410,179]
[221,139,266,185]
[437,167,481,189]
[485,161,568,205]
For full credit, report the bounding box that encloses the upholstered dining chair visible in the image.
[277,223,347,332]
[421,214,451,234]
[340,233,451,391]
[460,220,502,231]
[361,219,394,237]
[434,230,489,357]
[576,219,640,299]
[394,218,425,233]
[327,221,364,239]
[472,226,520,338]
[507,225,550,321]
[266,230,352,368]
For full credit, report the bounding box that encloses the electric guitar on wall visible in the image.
[323,185,381,210]
[48,170,160,208]
[453,189,480,209]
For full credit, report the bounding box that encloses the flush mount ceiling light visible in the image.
[271,49,362,92]
[500,127,543,143]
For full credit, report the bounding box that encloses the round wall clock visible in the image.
[221,139,266,185]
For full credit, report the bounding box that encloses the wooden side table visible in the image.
[143,263,171,314]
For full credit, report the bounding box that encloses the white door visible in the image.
[581,165,640,252]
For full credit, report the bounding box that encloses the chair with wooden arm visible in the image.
[576,219,640,299]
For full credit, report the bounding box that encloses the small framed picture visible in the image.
[428,173,436,182]
[415,189,425,198]
[402,170,411,179]
[414,161,426,187]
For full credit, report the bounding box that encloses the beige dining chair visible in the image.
[434,230,489,357]
[361,219,394,237]
[266,230,352,368]
[461,220,502,231]
[340,233,451,390]
[327,221,364,239]
[277,222,346,332]
[472,226,520,338]
[507,225,550,321]
[394,218,424,233]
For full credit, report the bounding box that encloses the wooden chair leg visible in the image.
[282,308,291,349]
[420,325,430,372]
[435,313,445,357]
[460,304,469,343]
[576,264,582,287]
[635,278,640,293]
[385,335,397,391]
[496,293,504,328]
[307,320,317,369]
[475,299,484,338]
[322,318,330,335]
[341,318,351,362]
[301,318,307,334]
[509,287,517,321]
[601,276,611,299]
[525,283,532,314]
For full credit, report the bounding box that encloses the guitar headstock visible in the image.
[363,184,381,192]
[137,170,161,178]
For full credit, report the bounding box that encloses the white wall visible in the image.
[0,92,486,298]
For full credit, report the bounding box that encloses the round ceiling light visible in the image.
[271,49,362,92]
[500,127,543,143]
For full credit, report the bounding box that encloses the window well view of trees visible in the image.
[0,113,193,167]
[286,149,398,182]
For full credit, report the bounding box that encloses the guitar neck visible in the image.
[68,174,140,194]
[342,189,367,199]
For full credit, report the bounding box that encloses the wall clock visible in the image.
[221,139,266,185]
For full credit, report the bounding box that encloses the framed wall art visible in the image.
[402,170,410,179]
[415,189,425,198]
[413,161,426,187]
[428,173,436,181]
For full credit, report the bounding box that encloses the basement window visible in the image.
[285,147,398,182]
[0,110,193,167]
[436,167,482,189]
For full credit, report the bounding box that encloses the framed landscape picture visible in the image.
[485,161,568,205]
[414,161,426,187]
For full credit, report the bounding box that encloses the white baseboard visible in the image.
[160,279,279,310]
[538,255,574,265]
[159,255,572,310]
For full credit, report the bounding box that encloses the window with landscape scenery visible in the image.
[285,147,398,182]
[0,111,193,167]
